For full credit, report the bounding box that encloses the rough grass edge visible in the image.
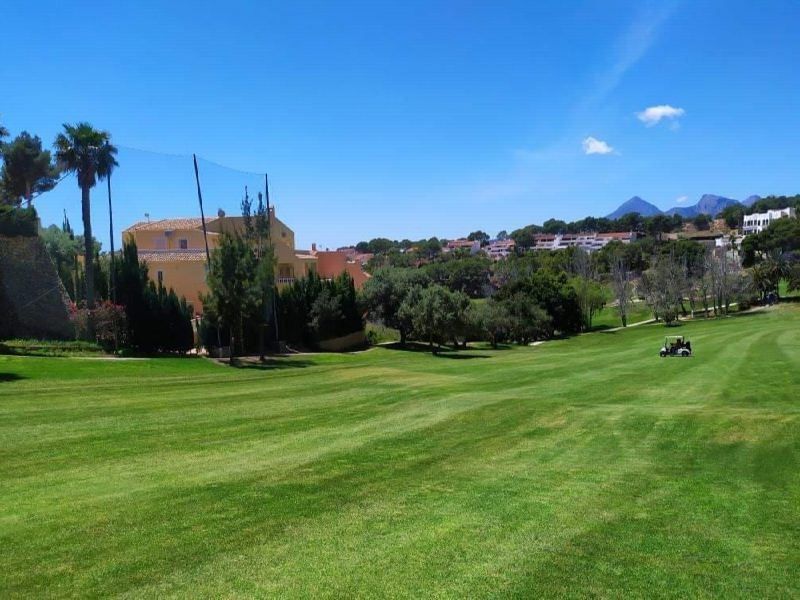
[0,339,106,357]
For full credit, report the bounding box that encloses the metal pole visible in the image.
[107,171,116,304]
[265,173,279,345]
[193,154,211,266]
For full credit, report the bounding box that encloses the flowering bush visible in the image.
[70,301,127,350]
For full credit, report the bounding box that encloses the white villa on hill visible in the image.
[742,207,796,234]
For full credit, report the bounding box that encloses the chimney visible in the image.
[312,243,317,253]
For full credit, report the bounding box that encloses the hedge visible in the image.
[0,206,38,237]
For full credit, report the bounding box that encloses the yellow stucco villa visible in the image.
[123,209,367,315]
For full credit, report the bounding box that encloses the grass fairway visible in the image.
[1,306,799,597]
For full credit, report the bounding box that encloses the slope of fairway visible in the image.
[1,306,799,597]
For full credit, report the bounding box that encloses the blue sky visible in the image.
[2,0,799,250]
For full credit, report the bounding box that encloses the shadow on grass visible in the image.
[470,343,514,351]
[381,342,492,359]
[118,350,202,359]
[0,372,25,382]
[229,358,315,371]
[696,309,769,321]
[383,342,441,353]
[434,353,491,360]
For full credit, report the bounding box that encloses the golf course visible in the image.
[1,305,799,597]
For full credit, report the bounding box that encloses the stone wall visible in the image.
[0,235,74,340]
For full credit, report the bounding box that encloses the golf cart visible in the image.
[660,335,692,357]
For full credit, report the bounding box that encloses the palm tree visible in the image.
[0,122,7,202]
[0,121,8,170]
[751,251,790,301]
[105,147,118,304]
[764,250,790,299]
[54,123,118,310]
[751,262,773,301]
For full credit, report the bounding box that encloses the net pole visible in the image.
[265,173,280,346]
[193,154,212,266]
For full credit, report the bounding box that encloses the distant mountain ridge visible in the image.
[605,196,663,220]
[605,194,760,219]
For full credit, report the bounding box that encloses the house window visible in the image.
[179,239,188,250]
[157,271,163,285]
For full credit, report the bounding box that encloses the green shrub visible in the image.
[278,272,363,348]
[365,322,400,345]
[71,301,128,351]
[0,205,38,237]
[0,338,104,357]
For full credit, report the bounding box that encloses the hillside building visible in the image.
[444,239,481,254]
[484,239,516,260]
[742,207,796,234]
[337,247,374,266]
[532,231,639,252]
[123,209,368,315]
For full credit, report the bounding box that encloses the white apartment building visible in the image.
[742,207,796,234]
[532,231,638,252]
[484,239,516,260]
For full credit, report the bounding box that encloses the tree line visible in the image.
[1,120,117,321]
[361,235,763,353]
[199,197,365,361]
[2,118,195,353]
[352,195,800,267]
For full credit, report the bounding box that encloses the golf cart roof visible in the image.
[665,335,686,340]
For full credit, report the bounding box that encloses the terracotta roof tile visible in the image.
[125,218,204,232]
[137,249,208,263]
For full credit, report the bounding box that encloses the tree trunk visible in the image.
[107,175,116,305]
[400,328,406,346]
[81,185,95,310]
[73,255,80,303]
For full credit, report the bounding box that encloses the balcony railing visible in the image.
[277,277,295,285]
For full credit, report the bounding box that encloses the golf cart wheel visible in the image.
[660,351,666,357]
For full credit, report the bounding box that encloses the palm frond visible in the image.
[53,122,118,188]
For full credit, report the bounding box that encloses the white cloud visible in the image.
[582,136,615,155]
[675,195,689,204]
[637,104,685,126]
